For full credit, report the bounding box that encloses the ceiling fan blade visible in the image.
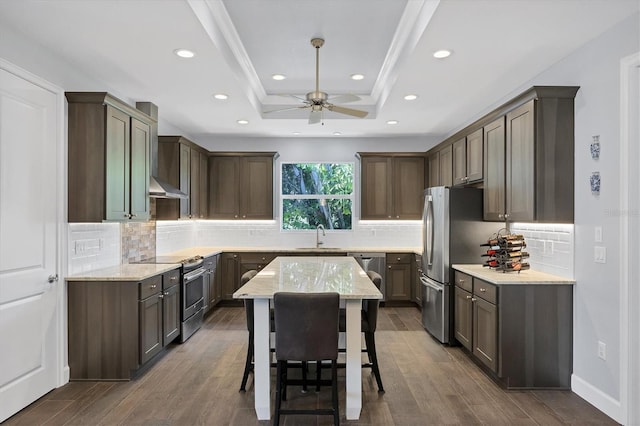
[328,94,361,104]
[308,110,322,124]
[264,105,310,114]
[326,104,368,118]
[273,93,307,102]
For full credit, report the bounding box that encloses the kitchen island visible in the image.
[233,256,382,421]
[452,264,574,389]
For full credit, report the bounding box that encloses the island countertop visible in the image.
[66,263,181,281]
[452,264,575,285]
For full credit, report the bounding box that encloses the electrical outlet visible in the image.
[598,341,606,360]
[594,246,607,263]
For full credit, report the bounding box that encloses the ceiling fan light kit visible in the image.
[265,37,368,124]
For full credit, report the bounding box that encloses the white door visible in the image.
[0,65,61,422]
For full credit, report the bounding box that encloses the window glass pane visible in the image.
[282,199,352,230]
[282,163,353,195]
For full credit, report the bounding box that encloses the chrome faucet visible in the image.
[316,224,326,248]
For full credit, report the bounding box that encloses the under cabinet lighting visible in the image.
[174,48,195,58]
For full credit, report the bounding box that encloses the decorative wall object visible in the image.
[590,135,600,159]
[590,171,601,194]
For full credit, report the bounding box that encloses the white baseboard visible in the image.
[572,374,623,424]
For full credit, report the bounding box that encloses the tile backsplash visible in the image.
[509,223,574,279]
[121,221,156,263]
[68,223,120,274]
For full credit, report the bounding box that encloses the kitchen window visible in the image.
[281,162,353,230]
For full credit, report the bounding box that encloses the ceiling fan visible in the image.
[265,38,369,124]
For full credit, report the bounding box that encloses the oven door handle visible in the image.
[184,267,206,283]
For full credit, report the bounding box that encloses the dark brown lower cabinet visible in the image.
[221,252,240,300]
[453,269,573,389]
[204,254,220,313]
[67,267,180,380]
[386,253,413,302]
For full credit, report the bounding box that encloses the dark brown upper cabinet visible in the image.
[453,128,483,186]
[208,153,276,220]
[67,92,152,222]
[359,153,425,220]
[156,136,208,220]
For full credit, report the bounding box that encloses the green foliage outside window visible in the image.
[281,163,353,230]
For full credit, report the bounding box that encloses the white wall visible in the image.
[494,13,638,422]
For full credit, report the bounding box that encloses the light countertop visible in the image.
[233,256,383,300]
[66,263,181,282]
[452,264,575,285]
[164,246,420,257]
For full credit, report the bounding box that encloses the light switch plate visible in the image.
[595,226,603,243]
[594,246,607,263]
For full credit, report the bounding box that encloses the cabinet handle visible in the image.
[150,284,157,289]
[479,288,487,292]
[130,214,137,218]
[458,279,465,284]
[498,213,504,219]
[388,215,392,219]
[396,215,400,219]
[170,276,178,281]
[471,297,477,302]
[242,215,246,218]
[504,214,509,219]
[234,215,238,218]
[124,213,130,218]
[233,254,238,259]
[164,291,170,296]
[388,266,391,269]
[466,295,472,300]
[397,257,401,261]
[158,294,164,299]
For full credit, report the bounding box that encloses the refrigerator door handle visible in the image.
[426,195,434,267]
[420,275,443,292]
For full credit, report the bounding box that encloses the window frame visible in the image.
[279,161,355,231]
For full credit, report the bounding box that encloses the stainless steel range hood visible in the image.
[136,101,188,199]
[149,175,187,199]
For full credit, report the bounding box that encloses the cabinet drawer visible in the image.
[139,275,162,300]
[454,271,473,292]
[163,268,180,290]
[473,278,497,304]
[241,252,276,263]
[386,253,412,264]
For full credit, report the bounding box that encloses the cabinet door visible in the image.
[209,156,240,219]
[179,144,191,219]
[130,117,150,220]
[427,151,440,188]
[361,156,392,219]
[473,297,498,372]
[393,157,425,219]
[105,106,130,221]
[386,263,411,301]
[140,293,163,364]
[454,286,473,350]
[162,284,180,346]
[439,145,453,187]
[466,128,483,182]
[483,117,506,221]
[189,148,200,218]
[242,156,274,219]
[221,253,240,299]
[214,256,222,303]
[199,153,208,218]
[452,138,467,185]
[506,100,535,222]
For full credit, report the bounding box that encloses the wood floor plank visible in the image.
[4,306,618,426]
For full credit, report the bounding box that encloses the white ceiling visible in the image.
[0,0,637,141]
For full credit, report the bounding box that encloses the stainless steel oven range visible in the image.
[138,255,206,342]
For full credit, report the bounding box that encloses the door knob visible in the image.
[47,274,58,283]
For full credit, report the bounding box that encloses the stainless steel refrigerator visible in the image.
[420,186,497,344]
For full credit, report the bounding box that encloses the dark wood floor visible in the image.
[5,306,617,425]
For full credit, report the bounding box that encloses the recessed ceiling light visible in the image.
[350,74,364,81]
[333,132,342,136]
[237,119,249,125]
[404,94,418,101]
[213,93,228,100]
[433,50,451,59]
[272,74,286,81]
[174,48,195,58]
[387,120,399,125]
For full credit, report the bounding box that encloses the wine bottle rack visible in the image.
[481,233,530,273]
